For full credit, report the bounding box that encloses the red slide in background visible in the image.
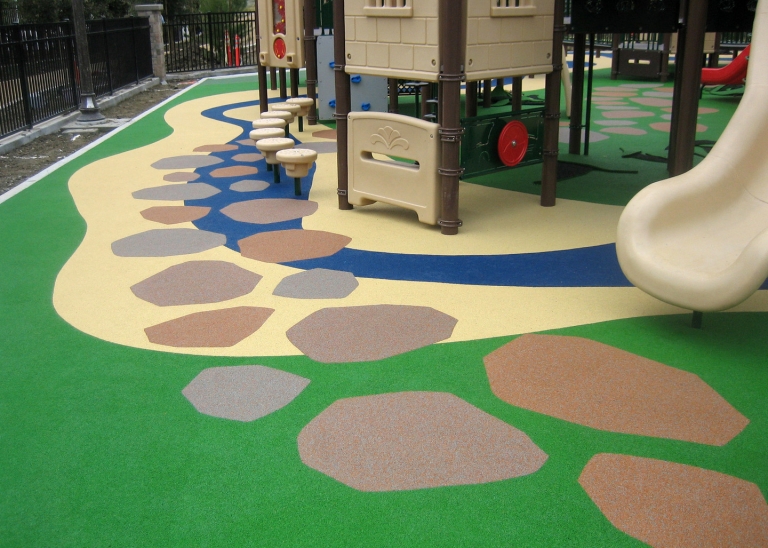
[701,45,750,85]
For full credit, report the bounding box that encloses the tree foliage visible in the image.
[18,0,132,23]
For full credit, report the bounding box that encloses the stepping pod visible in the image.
[276,148,318,196]
[261,109,295,137]
[255,137,295,185]
[286,97,315,132]
[250,128,287,172]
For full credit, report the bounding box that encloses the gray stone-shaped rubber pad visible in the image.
[132,183,221,201]
[182,365,310,422]
[112,229,226,257]
[230,179,270,192]
[294,142,337,154]
[150,155,224,169]
[273,268,358,299]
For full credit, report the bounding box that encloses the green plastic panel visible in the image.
[461,108,545,179]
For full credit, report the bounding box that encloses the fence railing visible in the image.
[1,2,18,25]
[164,11,258,73]
[0,17,152,139]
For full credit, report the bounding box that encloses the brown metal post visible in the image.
[465,81,477,117]
[611,34,620,79]
[540,0,565,206]
[482,79,492,108]
[270,67,277,89]
[303,0,318,124]
[668,0,708,176]
[290,68,300,97]
[388,78,399,113]
[709,32,721,67]
[333,0,352,209]
[437,0,466,235]
[279,68,288,98]
[254,1,269,113]
[511,77,523,111]
[569,33,586,155]
[660,34,671,82]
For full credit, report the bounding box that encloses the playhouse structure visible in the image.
[332,0,564,235]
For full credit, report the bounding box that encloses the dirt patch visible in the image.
[0,81,196,197]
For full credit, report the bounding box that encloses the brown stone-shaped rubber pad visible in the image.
[232,153,264,162]
[651,122,708,133]
[182,365,310,422]
[238,229,351,263]
[150,155,224,169]
[579,454,768,547]
[601,127,647,136]
[221,199,319,224]
[193,144,239,152]
[311,129,337,140]
[602,110,655,119]
[286,305,457,363]
[163,172,200,182]
[132,183,220,201]
[298,392,548,492]
[145,306,273,347]
[112,229,226,257]
[483,334,748,445]
[140,206,211,225]
[210,166,259,178]
[131,260,262,306]
[630,97,674,107]
[237,139,258,147]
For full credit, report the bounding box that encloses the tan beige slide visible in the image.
[617,0,768,312]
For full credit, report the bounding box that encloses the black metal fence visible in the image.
[164,11,258,73]
[0,17,152,139]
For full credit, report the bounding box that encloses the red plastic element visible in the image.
[273,0,286,35]
[235,35,241,67]
[225,30,232,67]
[497,121,529,167]
[701,45,750,86]
[273,37,287,59]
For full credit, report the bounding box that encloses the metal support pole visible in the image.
[279,67,287,99]
[568,34,585,154]
[206,12,214,71]
[482,78,492,108]
[290,67,299,97]
[333,0,352,210]
[584,33,595,156]
[540,0,565,206]
[254,2,269,113]
[465,81,477,117]
[270,67,277,89]
[388,78,399,113]
[668,0,708,176]
[72,0,104,121]
[303,0,318,125]
[511,76,523,111]
[437,0,466,235]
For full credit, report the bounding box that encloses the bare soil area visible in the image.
[0,81,196,197]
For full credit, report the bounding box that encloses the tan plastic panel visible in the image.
[616,0,768,312]
[258,0,305,68]
[344,0,553,82]
[669,32,718,55]
[348,112,441,225]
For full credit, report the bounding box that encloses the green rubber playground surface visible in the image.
[1,72,766,547]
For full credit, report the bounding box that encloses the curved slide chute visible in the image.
[616,2,768,312]
[701,45,750,86]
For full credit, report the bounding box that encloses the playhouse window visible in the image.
[363,0,413,17]
[492,0,538,16]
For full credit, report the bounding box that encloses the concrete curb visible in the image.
[0,77,161,155]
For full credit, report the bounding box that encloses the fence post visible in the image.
[135,4,166,83]
[102,17,114,94]
[66,21,79,111]
[13,24,34,129]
